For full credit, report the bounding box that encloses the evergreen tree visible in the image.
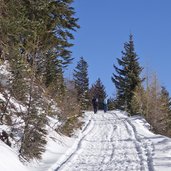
[43,52,57,87]
[0,0,80,161]
[58,79,82,136]
[73,57,89,110]
[112,34,143,114]
[145,78,171,135]
[131,85,146,115]
[19,80,47,161]
[159,86,171,134]
[43,52,65,103]
[90,78,107,109]
[10,56,29,102]
[107,97,116,111]
[130,73,171,136]
[1,0,79,78]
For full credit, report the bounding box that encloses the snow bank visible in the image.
[1,108,171,171]
[129,113,171,171]
[27,112,92,171]
[0,141,28,171]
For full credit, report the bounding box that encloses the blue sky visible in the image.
[65,0,171,97]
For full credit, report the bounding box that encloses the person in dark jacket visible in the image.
[92,96,98,114]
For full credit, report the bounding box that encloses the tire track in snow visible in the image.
[107,112,141,170]
[85,112,144,170]
[55,111,155,171]
[123,121,146,170]
[101,113,117,164]
[100,112,134,170]
[60,112,118,171]
[98,113,117,169]
[112,111,154,171]
[77,113,117,170]
[125,119,154,171]
[54,116,95,171]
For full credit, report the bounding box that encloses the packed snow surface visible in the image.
[2,110,171,171]
[46,111,171,171]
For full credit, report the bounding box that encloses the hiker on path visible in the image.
[92,96,98,114]
[103,98,108,113]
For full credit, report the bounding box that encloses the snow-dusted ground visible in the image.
[27,110,171,171]
[1,110,171,171]
[0,141,29,171]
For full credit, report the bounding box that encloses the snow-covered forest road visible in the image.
[52,111,171,171]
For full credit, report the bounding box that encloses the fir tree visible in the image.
[0,0,80,161]
[1,0,79,77]
[130,73,171,136]
[90,78,107,110]
[112,34,143,114]
[19,79,47,161]
[43,52,65,103]
[10,56,28,102]
[58,79,82,136]
[107,97,116,110]
[159,86,171,134]
[73,57,89,110]
[131,85,146,115]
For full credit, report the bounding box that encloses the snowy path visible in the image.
[55,111,155,171]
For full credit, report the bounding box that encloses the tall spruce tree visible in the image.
[43,52,65,103]
[19,81,47,161]
[0,0,79,161]
[73,57,89,110]
[112,34,143,114]
[159,86,171,134]
[1,0,79,78]
[90,78,107,110]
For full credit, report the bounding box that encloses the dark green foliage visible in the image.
[0,0,23,60]
[73,57,89,110]
[112,34,143,114]
[107,97,116,111]
[1,0,79,80]
[130,74,171,137]
[159,87,171,133]
[19,117,47,161]
[43,52,66,103]
[19,80,47,161]
[58,80,82,136]
[90,78,107,110]
[10,57,29,101]
[130,85,145,115]
[160,87,171,115]
[0,0,79,161]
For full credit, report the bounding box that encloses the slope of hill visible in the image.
[0,141,29,171]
